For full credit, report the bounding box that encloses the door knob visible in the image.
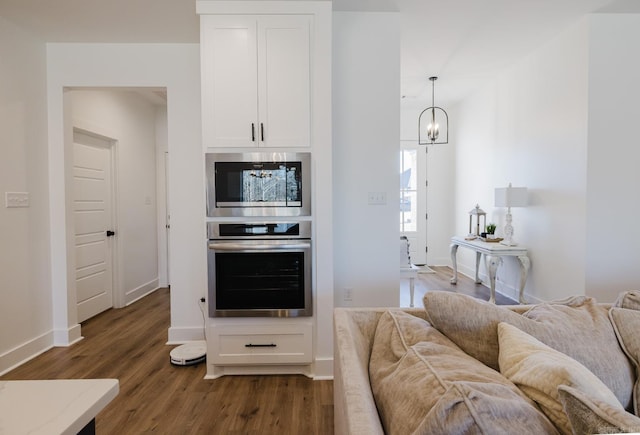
[106,230,116,237]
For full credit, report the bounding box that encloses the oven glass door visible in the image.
[216,251,304,310]
[208,240,312,317]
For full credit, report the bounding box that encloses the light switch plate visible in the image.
[367,192,387,205]
[5,192,30,208]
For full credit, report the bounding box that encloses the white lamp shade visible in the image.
[495,186,527,208]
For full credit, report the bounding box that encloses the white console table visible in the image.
[450,236,530,304]
[0,378,119,435]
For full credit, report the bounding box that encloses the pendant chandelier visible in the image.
[418,76,448,145]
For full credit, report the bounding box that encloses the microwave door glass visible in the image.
[215,162,302,208]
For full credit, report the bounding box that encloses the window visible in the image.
[400,149,417,232]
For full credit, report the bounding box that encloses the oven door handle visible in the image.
[208,242,311,251]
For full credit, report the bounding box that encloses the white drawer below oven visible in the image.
[208,323,312,365]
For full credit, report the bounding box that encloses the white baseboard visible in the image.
[125,279,160,306]
[313,357,333,380]
[0,331,54,376]
[205,364,313,379]
[167,326,205,344]
[202,360,334,380]
[54,323,83,346]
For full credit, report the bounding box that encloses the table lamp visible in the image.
[494,183,527,246]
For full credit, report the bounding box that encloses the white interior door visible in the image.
[73,131,114,322]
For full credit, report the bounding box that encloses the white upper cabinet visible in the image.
[201,14,311,148]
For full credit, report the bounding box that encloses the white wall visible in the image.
[69,89,161,305]
[333,12,401,307]
[46,44,204,344]
[586,13,640,302]
[453,19,590,302]
[0,18,52,374]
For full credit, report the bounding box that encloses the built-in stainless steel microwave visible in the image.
[206,152,311,217]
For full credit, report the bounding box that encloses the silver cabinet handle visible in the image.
[208,242,311,251]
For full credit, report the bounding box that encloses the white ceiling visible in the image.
[1,0,637,106]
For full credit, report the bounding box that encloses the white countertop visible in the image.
[0,378,119,435]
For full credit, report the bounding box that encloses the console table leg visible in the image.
[485,255,502,304]
[517,255,531,304]
[409,277,415,307]
[450,243,459,284]
[474,252,482,284]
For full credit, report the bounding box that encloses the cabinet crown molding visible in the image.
[197,1,331,16]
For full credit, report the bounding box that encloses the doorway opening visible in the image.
[66,87,169,321]
[400,140,427,266]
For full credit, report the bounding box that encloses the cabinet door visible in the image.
[257,15,311,148]
[201,15,259,148]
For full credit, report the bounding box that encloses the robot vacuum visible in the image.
[170,341,206,366]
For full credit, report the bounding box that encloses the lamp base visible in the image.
[501,210,516,246]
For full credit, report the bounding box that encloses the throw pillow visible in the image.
[368,310,557,435]
[421,381,560,434]
[614,290,640,311]
[558,385,640,434]
[422,291,634,409]
[497,322,622,435]
[609,307,640,416]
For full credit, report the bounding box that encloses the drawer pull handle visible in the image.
[245,343,277,348]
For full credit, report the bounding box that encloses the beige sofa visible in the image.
[334,291,640,434]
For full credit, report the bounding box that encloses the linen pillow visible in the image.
[422,291,634,409]
[498,322,622,435]
[558,385,640,435]
[609,307,640,416]
[369,310,558,435]
[614,290,640,311]
[420,381,560,434]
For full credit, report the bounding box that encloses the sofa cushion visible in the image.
[614,290,640,310]
[558,385,640,434]
[610,307,640,416]
[498,322,622,435]
[422,291,635,409]
[369,310,558,434]
[420,381,560,434]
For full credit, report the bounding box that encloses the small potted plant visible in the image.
[486,223,497,239]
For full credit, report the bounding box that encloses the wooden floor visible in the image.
[401,265,517,308]
[1,266,511,434]
[1,288,333,434]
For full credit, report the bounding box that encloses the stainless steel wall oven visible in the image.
[206,152,311,218]
[207,221,312,318]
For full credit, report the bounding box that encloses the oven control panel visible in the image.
[208,221,311,240]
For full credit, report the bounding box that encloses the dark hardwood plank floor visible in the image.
[1,288,333,434]
[401,265,517,307]
[2,266,507,434]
